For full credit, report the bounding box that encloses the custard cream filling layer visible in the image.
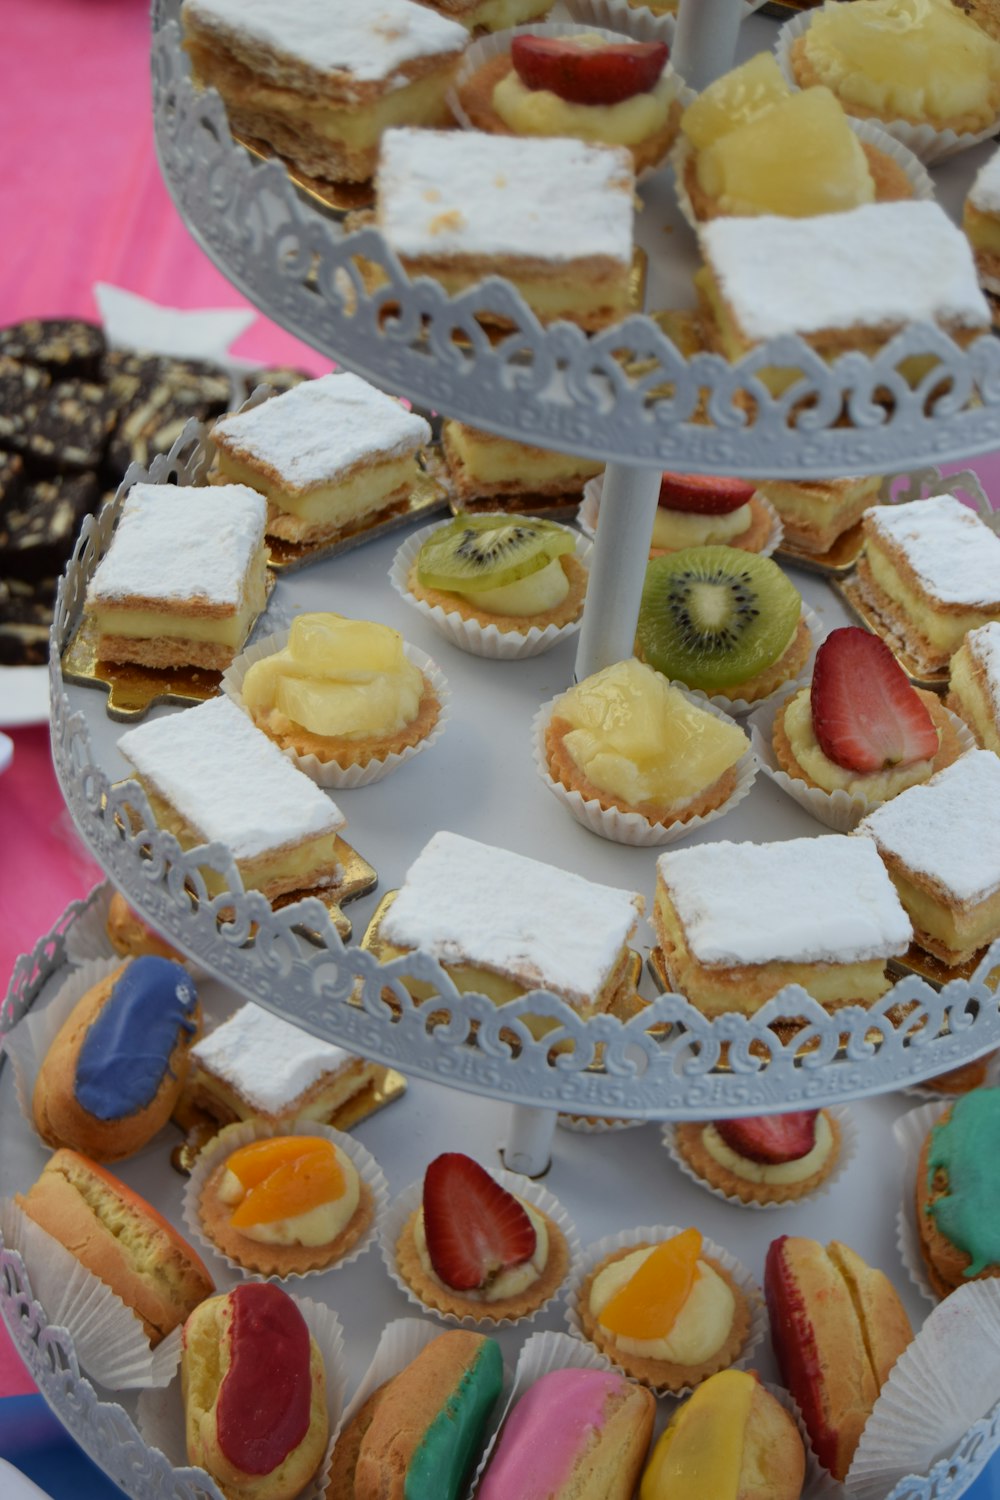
[460,556,569,615]
[591,1252,735,1362]
[865,543,1000,652]
[964,203,1000,256]
[701,1113,834,1184]
[414,1202,548,1299]
[885,869,1000,953]
[216,451,417,524]
[217,1143,360,1246]
[655,888,892,1014]
[950,648,1000,753]
[426,265,629,319]
[93,551,269,648]
[782,688,937,797]
[651,504,751,549]
[461,0,554,27]
[138,781,342,897]
[190,1060,374,1124]
[492,70,675,146]
[446,424,601,487]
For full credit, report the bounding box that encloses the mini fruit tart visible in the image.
[666,1108,853,1209]
[452,25,684,173]
[387,1153,576,1325]
[581,471,782,558]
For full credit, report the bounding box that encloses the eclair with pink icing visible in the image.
[478,1366,655,1500]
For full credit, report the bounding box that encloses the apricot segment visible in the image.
[601,1227,703,1338]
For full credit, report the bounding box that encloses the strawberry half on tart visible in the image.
[395,1153,571,1322]
[673,1109,843,1207]
[649,472,775,557]
[454,31,683,173]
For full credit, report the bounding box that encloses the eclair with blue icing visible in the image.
[33,956,201,1161]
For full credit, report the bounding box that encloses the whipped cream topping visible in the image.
[968,145,1000,216]
[88,484,267,608]
[192,1002,357,1112]
[381,830,642,1006]
[700,201,989,340]
[865,494,1000,607]
[856,750,1000,904]
[212,375,431,492]
[377,128,635,264]
[182,0,468,83]
[657,835,912,965]
[118,696,345,861]
[965,621,1000,713]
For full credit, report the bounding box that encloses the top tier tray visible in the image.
[151,0,1000,477]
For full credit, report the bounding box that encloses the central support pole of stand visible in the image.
[574,462,661,681]
[504,1103,557,1177]
[671,0,744,91]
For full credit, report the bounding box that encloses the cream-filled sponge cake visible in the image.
[855,750,1000,966]
[654,835,912,1017]
[86,483,269,671]
[857,493,1000,672]
[948,621,1000,754]
[442,420,602,503]
[211,374,432,547]
[965,145,1000,284]
[117,695,346,901]
[376,127,635,330]
[181,0,469,184]
[376,829,642,1020]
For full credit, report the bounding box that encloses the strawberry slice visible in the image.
[810,627,938,774]
[657,472,756,515]
[423,1153,536,1292]
[510,35,669,107]
[715,1111,819,1164]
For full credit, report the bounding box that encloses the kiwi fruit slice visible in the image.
[417,513,574,591]
[637,545,801,691]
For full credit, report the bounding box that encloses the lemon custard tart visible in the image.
[965,144,1000,285]
[181,0,469,184]
[441,420,603,505]
[647,474,775,556]
[948,621,1000,754]
[211,373,432,548]
[85,483,269,672]
[653,835,912,1018]
[117,695,347,902]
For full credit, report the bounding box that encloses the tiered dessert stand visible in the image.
[4,0,1000,1495]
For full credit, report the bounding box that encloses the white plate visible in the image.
[0,668,49,728]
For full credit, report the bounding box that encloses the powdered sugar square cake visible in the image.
[949,620,1000,754]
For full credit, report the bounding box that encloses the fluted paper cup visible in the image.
[893,1098,950,1304]
[563,0,767,47]
[63,884,119,966]
[557,1113,647,1133]
[579,471,784,558]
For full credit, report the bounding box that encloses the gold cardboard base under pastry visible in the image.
[233,130,373,219]
[834,573,949,691]
[265,453,450,573]
[448,487,592,524]
[776,520,866,579]
[889,942,1000,994]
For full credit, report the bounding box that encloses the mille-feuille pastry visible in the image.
[85,483,269,671]
[789,0,1000,138]
[965,144,1000,286]
[418,0,554,31]
[106,890,184,963]
[210,374,432,548]
[948,621,1000,754]
[374,829,643,1025]
[653,835,912,1018]
[753,474,881,555]
[376,128,635,331]
[857,493,1000,673]
[696,201,990,391]
[183,1000,383,1129]
[854,750,1000,967]
[117,695,346,902]
[455,31,681,174]
[441,419,602,505]
[916,1088,1000,1298]
[181,0,469,184]
[673,1109,841,1207]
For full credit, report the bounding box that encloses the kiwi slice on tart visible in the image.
[637,545,801,692]
[416,513,575,593]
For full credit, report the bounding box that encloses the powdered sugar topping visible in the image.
[657,836,912,966]
[969,145,1000,216]
[118,696,344,861]
[381,830,642,1007]
[855,750,1000,904]
[700,201,989,341]
[88,484,267,608]
[866,493,1000,607]
[967,621,1000,710]
[377,129,634,264]
[192,1001,356,1112]
[212,374,431,490]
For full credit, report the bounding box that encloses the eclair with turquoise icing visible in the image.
[478,1367,654,1500]
[326,1330,503,1500]
[33,956,200,1162]
[917,1088,1000,1298]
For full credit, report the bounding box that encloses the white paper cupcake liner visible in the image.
[379,1165,579,1329]
[579,471,784,558]
[845,1281,1000,1500]
[220,630,450,789]
[182,1117,388,1281]
[137,1293,346,1500]
[557,1113,648,1132]
[661,1106,858,1212]
[531,687,758,846]
[0,1197,184,1389]
[670,117,933,232]
[774,10,1000,163]
[563,1222,767,1396]
[893,1097,950,1305]
[563,0,766,48]
[748,695,976,834]
[63,883,119,966]
[390,521,592,660]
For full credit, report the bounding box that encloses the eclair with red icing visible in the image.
[183,1283,328,1500]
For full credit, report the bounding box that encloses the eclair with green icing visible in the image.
[326,1330,503,1500]
[917,1088,1000,1298]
